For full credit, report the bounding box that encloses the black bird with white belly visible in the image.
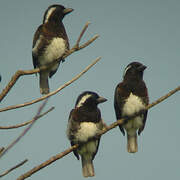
[32,4,73,94]
[67,91,107,177]
[114,62,149,153]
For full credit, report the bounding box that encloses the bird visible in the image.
[114,62,149,153]
[67,91,107,177]
[32,4,73,94]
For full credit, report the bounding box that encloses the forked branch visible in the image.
[0,22,99,103]
[0,98,49,159]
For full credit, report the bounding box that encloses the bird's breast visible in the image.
[43,37,66,63]
[122,93,145,116]
[33,37,66,66]
[76,122,99,142]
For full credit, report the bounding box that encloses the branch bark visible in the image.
[0,147,5,155]
[0,107,54,129]
[0,99,48,159]
[0,57,101,113]
[0,22,99,103]
[16,85,180,180]
[0,159,28,178]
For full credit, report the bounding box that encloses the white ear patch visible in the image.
[44,7,56,23]
[76,94,92,108]
[123,65,132,78]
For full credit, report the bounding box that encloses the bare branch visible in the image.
[63,35,99,59]
[16,146,78,180]
[76,22,90,47]
[78,35,99,50]
[0,147,5,155]
[0,98,48,159]
[0,22,99,103]
[0,159,28,178]
[0,107,54,129]
[0,57,101,113]
[16,85,180,180]
[147,85,180,109]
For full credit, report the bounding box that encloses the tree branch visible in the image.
[0,147,5,155]
[0,107,54,129]
[0,22,99,103]
[0,98,48,159]
[0,57,101,113]
[0,159,28,178]
[75,22,90,48]
[16,85,180,180]
[16,145,78,180]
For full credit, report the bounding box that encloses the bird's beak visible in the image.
[97,97,107,104]
[138,65,147,71]
[63,8,74,15]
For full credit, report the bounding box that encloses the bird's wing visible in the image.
[138,82,149,135]
[138,110,148,135]
[49,63,60,78]
[67,109,80,160]
[92,139,100,160]
[91,119,104,160]
[32,25,44,69]
[70,141,79,160]
[114,83,125,135]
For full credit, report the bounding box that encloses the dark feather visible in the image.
[114,83,126,135]
[138,110,148,135]
[72,107,101,123]
[32,25,43,69]
[92,139,100,160]
[71,141,79,160]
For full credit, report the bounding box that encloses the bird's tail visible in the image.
[81,156,95,177]
[127,133,138,153]
[39,72,49,94]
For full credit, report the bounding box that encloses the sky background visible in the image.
[0,0,180,179]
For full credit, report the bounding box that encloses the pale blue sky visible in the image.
[0,0,180,179]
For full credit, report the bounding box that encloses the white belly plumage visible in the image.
[76,122,99,142]
[33,37,66,71]
[122,93,145,133]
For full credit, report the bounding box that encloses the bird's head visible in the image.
[123,61,147,81]
[43,4,73,24]
[75,91,107,108]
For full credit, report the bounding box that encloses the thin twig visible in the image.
[0,107,54,129]
[16,85,180,180]
[0,147,5,155]
[76,22,90,47]
[16,146,78,180]
[0,57,101,113]
[147,85,180,109]
[0,98,48,159]
[0,22,99,103]
[0,159,28,178]
[63,35,99,59]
